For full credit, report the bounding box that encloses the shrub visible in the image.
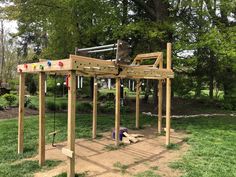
[99,101,114,113]
[46,101,60,111]
[2,93,17,107]
[121,106,131,113]
[98,93,115,101]
[76,102,92,113]
[27,103,38,110]
[60,102,68,110]
[10,90,18,95]
[0,104,4,110]
[24,96,31,107]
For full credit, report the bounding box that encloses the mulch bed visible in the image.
[0,107,38,120]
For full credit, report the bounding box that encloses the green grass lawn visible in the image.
[0,113,235,177]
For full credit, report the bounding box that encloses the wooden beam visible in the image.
[166,43,172,145]
[39,72,46,166]
[133,52,162,62]
[67,70,76,177]
[18,73,25,154]
[136,79,140,129]
[115,78,121,146]
[92,77,98,139]
[17,59,71,73]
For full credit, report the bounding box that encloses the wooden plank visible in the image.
[70,55,118,75]
[18,73,25,154]
[17,59,71,73]
[119,66,174,79]
[92,77,98,139]
[67,70,76,177]
[62,148,74,158]
[154,52,163,67]
[136,79,140,128]
[17,55,174,80]
[39,72,45,166]
[133,52,162,62]
[123,132,138,143]
[122,137,131,144]
[48,130,60,136]
[166,43,172,145]
[129,134,144,138]
[115,78,121,146]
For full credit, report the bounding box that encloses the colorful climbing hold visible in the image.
[40,65,44,70]
[33,64,36,69]
[58,61,63,67]
[47,60,52,67]
[19,69,22,72]
[24,64,28,69]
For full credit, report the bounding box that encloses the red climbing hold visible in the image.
[58,61,63,67]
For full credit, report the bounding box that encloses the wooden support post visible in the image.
[92,77,98,139]
[115,78,121,146]
[18,73,25,154]
[158,53,163,134]
[136,79,140,129]
[158,80,163,134]
[166,43,172,145]
[67,71,76,177]
[39,72,45,166]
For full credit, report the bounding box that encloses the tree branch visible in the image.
[131,0,156,20]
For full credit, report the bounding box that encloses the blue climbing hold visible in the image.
[47,60,52,67]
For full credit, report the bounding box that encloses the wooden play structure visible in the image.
[17,42,173,177]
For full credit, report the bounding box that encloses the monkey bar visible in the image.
[17,43,173,177]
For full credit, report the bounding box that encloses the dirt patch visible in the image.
[33,128,189,177]
[0,107,38,120]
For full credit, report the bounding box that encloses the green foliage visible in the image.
[166,143,180,150]
[0,112,236,176]
[173,74,194,97]
[0,104,4,110]
[54,172,88,177]
[76,102,92,113]
[46,101,60,111]
[113,161,128,174]
[25,74,38,95]
[2,93,17,107]
[134,170,161,177]
[46,76,65,96]
[170,116,236,177]
[0,160,60,177]
[150,166,159,171]
[98,93,115,101]
[27,103,38,110]
[99,101,115,113]
[24,96,31,107]
[24,96,38,110]
[60,102,68,110]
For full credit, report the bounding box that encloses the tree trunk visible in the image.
[209,75,214,99]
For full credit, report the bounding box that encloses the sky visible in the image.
[0,2,18,34]
[3,20,18,34]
